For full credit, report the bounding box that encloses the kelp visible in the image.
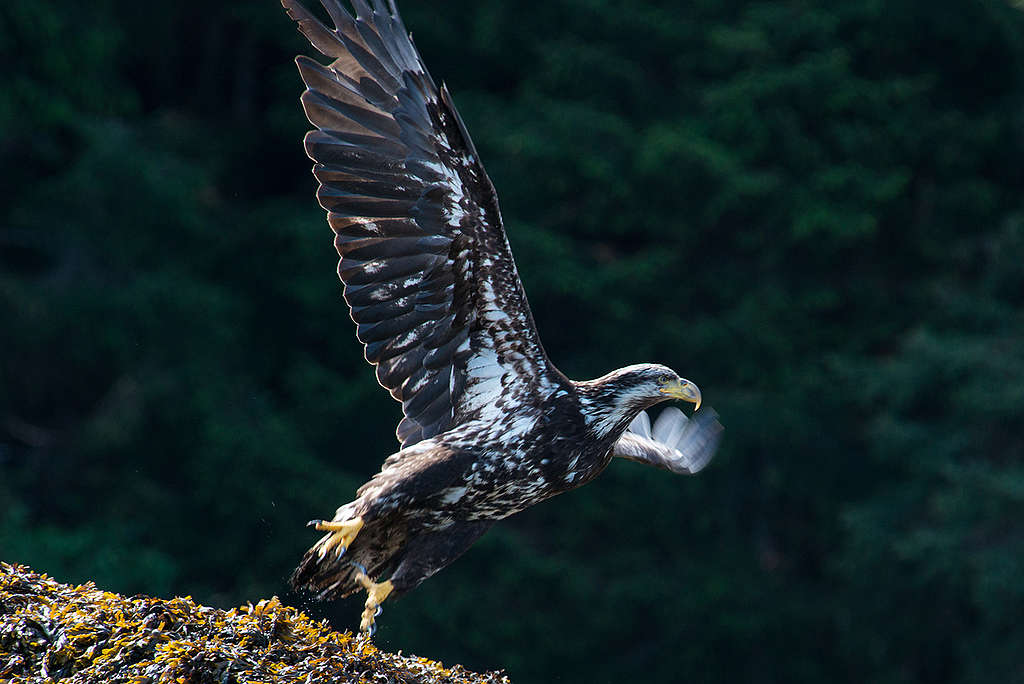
[0,563,508,683]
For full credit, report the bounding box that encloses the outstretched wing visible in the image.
[283,0,558,447]
[613,407,722,475]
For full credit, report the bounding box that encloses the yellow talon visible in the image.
[311,516,364,560]
[355,571,393,635]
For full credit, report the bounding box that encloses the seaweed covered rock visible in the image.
[0,563,508,683]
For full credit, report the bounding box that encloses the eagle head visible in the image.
[575,363,701,440]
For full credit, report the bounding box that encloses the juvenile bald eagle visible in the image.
[283,0,723,634]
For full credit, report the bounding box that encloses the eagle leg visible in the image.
[310,516,364,560]
[354,569,394,636]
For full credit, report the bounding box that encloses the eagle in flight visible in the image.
[282,0,723,634]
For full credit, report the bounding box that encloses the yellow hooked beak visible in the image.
[660,378,702,411]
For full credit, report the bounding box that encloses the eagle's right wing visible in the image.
[613,407,722,475]
[283,0,560,448]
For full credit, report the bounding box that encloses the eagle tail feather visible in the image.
[290,513,407,601]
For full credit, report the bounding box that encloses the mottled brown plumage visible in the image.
[282,0,722,634]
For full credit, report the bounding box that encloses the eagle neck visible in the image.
[573,376,651,444]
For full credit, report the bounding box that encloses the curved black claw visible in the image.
[306,519,323,528]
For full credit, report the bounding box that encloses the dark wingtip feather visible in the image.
[281,0,347,60]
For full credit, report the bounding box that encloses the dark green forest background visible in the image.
[2,0,1023,681]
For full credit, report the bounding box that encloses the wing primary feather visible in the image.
[394,113,437,159]
[296,56,388,110]
[339,235,449,260]
[417,314,459,347]
[357,76,396,108]
[333,25,402,93]
[377,10,420,72]
[403,158,446,184]
[396,73,436,132]
[422,333,469,369]
[295,56,398,113]
[351,298,415,324]
[407,389,454,431]
[395,415,420,444]
[354,17,403,80]
[418,411,455,444]
[362,321,431,363]
[399,365,431,400]
[340,253,442,286]
[403,379,449,418]
[301,89,402,140]
[282,0,346,60]
[376,345,428,388]
[304,130,404,174]
[318,132,407,158]
[412,282,454,306]
[344,278,422,308]
[357,307,444,344]
[313,170,422,200]
[315,190,413,217]
[330,215,424,239]
[350,0,376,23]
